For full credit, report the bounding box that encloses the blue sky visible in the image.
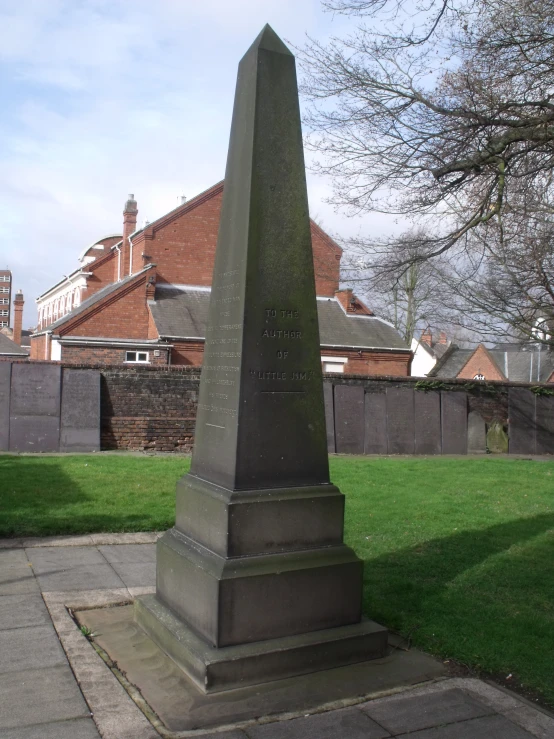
[0,0,395,327]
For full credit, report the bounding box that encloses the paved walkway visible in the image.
[1,533,553,739]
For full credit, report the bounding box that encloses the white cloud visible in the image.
[0,0,390,326]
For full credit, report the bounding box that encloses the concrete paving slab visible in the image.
[127,586,156,598]
[42,602,84,637]
[92,532,161,545]
[398,713,537,738]
[0,665,91,730]
[362,688,494,734]
[35,564,125,593]
[427,678,523,712]
[108,562,156,588]
[21,535,95,548]
[0,540,23,550]
[246,707,391,738]
[0,565,39,596]
[0,624,67,674]
[43,588,131,608]
[26,546,105,572]
[0,551,28,565]
[0,717,101,738]
[194,732,248,739]
[98,544,157,563]
[88,711,160,739]
[0,593,50,630]
[504,705,554,739]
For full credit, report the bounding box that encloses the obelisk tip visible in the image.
[248,24,293,57]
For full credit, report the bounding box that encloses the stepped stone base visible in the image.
[135,594,388,694]
[154,527,366,647]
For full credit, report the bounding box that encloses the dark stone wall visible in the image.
[96,368,531,454]
[77,367,550,454]
[1,359,550,454]
[327,374,508,420]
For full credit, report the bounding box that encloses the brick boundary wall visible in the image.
[98,364,202,452]
[2,358,549,453]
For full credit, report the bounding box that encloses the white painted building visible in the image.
[410,331,451,377]
[35,235,121,332]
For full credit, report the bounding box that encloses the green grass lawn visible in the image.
[1,453,553,706]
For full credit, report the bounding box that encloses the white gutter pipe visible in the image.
[114,244,121,281]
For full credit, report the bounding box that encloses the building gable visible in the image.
[83,246,119,299]
[130,182,342,296]
[456,344,506,381]
[55,267,154,340]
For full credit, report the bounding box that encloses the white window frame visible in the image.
[51,339,62,361]
[474,373,486,381]
[125,350,150,364]
[0,298,8,304]
[0,276,10,282]
[0,310,8,316]
[322,355,348,374]
[0,287,9,293]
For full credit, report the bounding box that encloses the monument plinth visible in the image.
[135,24,387,693]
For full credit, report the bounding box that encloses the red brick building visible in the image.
[430,343,554,383]
[0,285,30,355]
[31,183,411,374]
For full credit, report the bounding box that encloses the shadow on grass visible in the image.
[361,511,554,619]
[360,512,554,703]
[0,455,176,537]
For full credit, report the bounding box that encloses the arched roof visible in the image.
[78,234,122,263]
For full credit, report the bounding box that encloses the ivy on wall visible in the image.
[530,386,554,397]
[414,379,501,396]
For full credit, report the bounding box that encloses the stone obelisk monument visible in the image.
[136,24,387,693]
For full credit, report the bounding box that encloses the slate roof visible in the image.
[418,339,450,360]
[150,287,210,339]
[317,298,408,349]
[430,344,554,382]
[488,347,554,383]
[428,346,472,378]
[43,265,154,334]
[432,342,450,360]
[0,329,32,347]
[0,332,29,356]
[150,286,409,351]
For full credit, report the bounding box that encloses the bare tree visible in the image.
[299,0,554,267]
[436,181,554,344]
[341,229,450,344]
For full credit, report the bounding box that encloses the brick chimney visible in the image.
[120,194,138,278]
[335,288,355,313]
[420,329,432,346]
[145,273,156,301]
[438,331,448,345]
[13,290,24,345]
